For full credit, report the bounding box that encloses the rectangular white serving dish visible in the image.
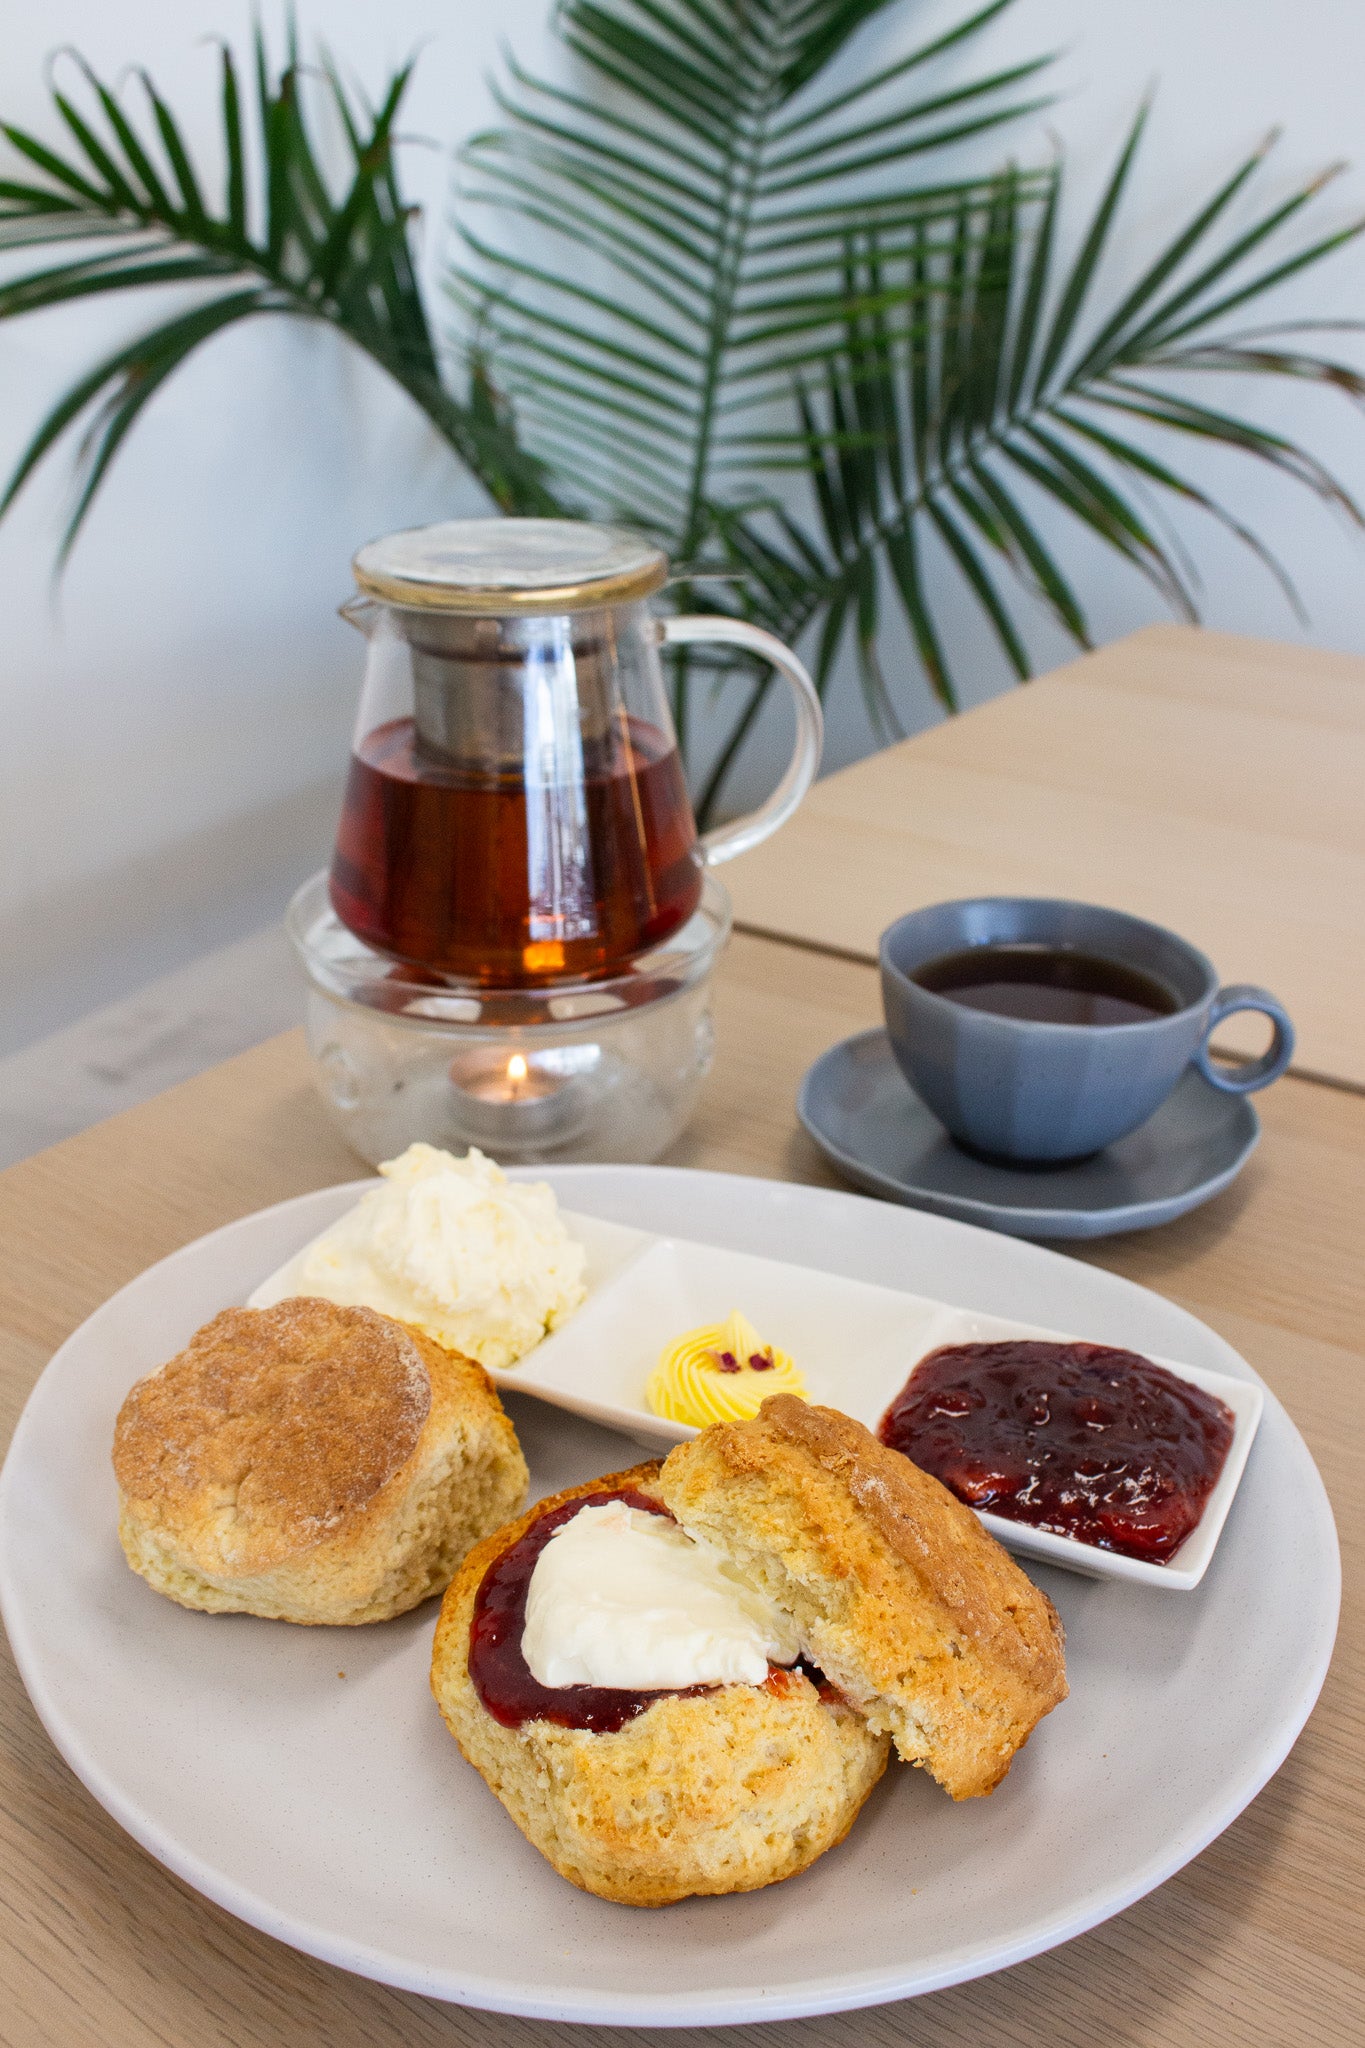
[257,1210,1263,1592]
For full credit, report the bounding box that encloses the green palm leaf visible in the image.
[707,112,1365,807]
[2,2,1363,839]
[454,0,1052,752]
[0,28,555,555]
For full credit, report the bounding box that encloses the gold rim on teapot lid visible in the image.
[352,517,670,613]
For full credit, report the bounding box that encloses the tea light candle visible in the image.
[446,1045,594,1154]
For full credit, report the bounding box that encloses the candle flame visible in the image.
[507,1053,528,1084]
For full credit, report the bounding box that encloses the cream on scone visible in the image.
[658,1396,1068,1798]
[430,1463,890,1908]
[113,1297,528,1624]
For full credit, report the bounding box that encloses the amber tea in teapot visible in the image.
[332,707,700,984]
[328,520,822,986]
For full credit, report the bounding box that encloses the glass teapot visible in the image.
[329,518,822,986]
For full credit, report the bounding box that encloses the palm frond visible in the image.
[454,0,1051,613]
[4,1,1364,844]
[0,29,553,553]
[707,114,1365,799]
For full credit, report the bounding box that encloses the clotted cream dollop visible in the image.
[248,1143,586,1370]
[520,1499,800,1690]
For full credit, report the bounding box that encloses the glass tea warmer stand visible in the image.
[289,518,822,1165]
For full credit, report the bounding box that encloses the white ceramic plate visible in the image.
[255,1205,1262,1588]
[0,1168,1339,2026]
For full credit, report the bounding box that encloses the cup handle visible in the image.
[657,615,824,864]
[1194,984,1296,1093]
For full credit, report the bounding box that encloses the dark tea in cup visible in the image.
[880,898,1295,1163]
[911,944,1180,1028]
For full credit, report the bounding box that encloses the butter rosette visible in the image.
[645,1310,806,1426]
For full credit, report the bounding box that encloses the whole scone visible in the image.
[113,1297,528,1624]
[431,1463,890,1908]
[658,1396,1067,1798]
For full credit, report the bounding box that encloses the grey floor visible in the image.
[0,924,302,1172]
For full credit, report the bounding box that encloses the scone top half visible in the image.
[113,1297,528,1625]
[658,1396,1068,1799]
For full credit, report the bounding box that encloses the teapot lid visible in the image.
[352,517,669,614]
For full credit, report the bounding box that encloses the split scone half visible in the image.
[113,1297,528,1624]
[659,1396,1068,1799]
[431,1462,890,1907]
[431,1400,1067,1906]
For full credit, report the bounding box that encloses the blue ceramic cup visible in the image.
[880,898,1295,1164]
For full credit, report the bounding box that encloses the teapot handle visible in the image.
[657,615,824,865]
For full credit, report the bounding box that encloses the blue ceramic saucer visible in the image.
[797,1029,1260,1240]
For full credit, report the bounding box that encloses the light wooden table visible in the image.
[725,625,1365,1089]
[0,925,1360,2048]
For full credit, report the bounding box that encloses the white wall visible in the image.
[0,0,545,1051]
[3,0,1364,1053]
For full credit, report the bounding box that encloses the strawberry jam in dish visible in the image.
[879,1340,1236,1564]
